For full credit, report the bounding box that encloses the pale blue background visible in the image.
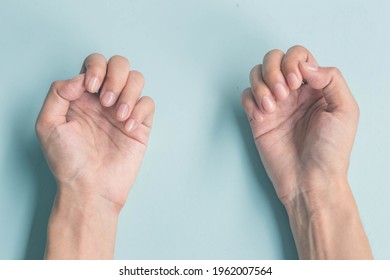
[0,0,389,259]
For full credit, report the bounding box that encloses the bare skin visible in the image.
[36,47,372,260]
[241,46,372,259]
[36,54,155,259]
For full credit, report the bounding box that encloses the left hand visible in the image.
[241,46,359,205]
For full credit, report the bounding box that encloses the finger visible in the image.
[241,88,256,114]
[241,87,263,122]
[250,64,276,113]
[115,71,145,121]
[36,74,85,133]
[99,55,130,107]
[124,96,155,133]
[80,53,107,93]
[262,49,290,100]
[281,45,318,90]
[299,62,357,112]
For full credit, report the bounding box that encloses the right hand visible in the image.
[36,54,155,211]
[241,46,360,205]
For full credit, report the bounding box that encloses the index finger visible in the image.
[80,53,107,93]
[281,45,318,90]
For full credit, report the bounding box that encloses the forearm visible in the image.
[45,186,120,260]
[283,178,372,259]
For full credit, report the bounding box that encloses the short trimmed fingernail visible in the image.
[125,119,137,132]
[117,104,129,120]
[101,91,116,107]
[273,84,288,100]
[287,73,300,89]
[261,95,275,113]
[87,76,98,93]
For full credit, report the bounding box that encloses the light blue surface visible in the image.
[0,0,389,259]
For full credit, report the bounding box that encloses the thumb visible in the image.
[299,62,355,112]
[36,74,86,133]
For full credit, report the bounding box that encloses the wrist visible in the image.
[52,186,121,223]
[282,176,372,259]
[284,177,356,233]
[56,179,125,214]
[282,174,351,214]
[45,183,120,259]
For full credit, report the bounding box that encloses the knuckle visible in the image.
[110,55,130,66]
[328,66,342,77]
[143,96,155,111]
[241,98,250,109]
[263,49,284,61]
[142,95,154,104]
[50,80,65,97]
[35,119,44,137]
[240,89,252,108]
[35,117,51,139]
[249,64,261,80]
[87,52,104,60]
[130,70,145,88]
[50,80,62,91]
[85,53,106,66]
[353,99,360,118]
[288,44,307,54]
[327,67,344,86]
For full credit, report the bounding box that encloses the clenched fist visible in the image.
[36,54,154,259]
[241,46,371,259]
[241,45,359,205]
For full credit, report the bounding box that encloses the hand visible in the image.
[241,45,359,205]
[241,46,372,259]
[36,54,155,212]
[36,54,154,259]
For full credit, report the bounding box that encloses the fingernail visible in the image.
[101,91,116,107]
[125,119,137,132]
[273,84,288,100]
[304,63,319,71]
[287,73,300,89]
[261,95,276,113]
[87,76,99,93]
[116,104,129,120]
